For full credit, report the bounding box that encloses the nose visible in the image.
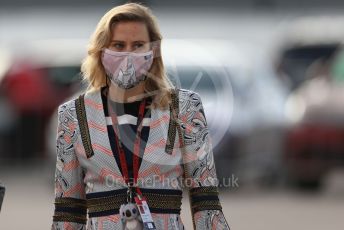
[122,44,137,52]
[123,46,133,52]
[126,210,131,217]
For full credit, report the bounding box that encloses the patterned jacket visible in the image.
[51,87,230,229]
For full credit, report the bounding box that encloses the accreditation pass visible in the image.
[134,196,156,230]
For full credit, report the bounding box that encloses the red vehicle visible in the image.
[275,17,344,188]
[283,48,344,188]
[0,39,85,159]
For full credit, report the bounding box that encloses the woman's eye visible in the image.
[113,43,124,49]
[134,43,144,49]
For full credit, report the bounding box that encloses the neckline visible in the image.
[101,86,152,104]
[97,86,153,186]
[109,98,143,105]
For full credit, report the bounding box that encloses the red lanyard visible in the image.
[107,94,147,196]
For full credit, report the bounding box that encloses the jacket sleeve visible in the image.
[51,101,87,230]
[179,90,230,230]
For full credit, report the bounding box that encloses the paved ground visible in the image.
[0,164,344,230]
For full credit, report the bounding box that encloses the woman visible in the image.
[52,3,230,230]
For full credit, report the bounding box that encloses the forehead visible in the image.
[111,21,149,41]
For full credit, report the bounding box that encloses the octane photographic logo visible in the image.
[108,39,234,168]
[105,173,239,190]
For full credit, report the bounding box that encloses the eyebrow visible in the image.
[111,40,147,43]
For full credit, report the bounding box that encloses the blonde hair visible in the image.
[81,2,174,110]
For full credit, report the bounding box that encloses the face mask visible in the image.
[101,48,154,89]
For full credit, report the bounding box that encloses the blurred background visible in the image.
[1,0,344,229]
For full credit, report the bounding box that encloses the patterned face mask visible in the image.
[101,48,154,89]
